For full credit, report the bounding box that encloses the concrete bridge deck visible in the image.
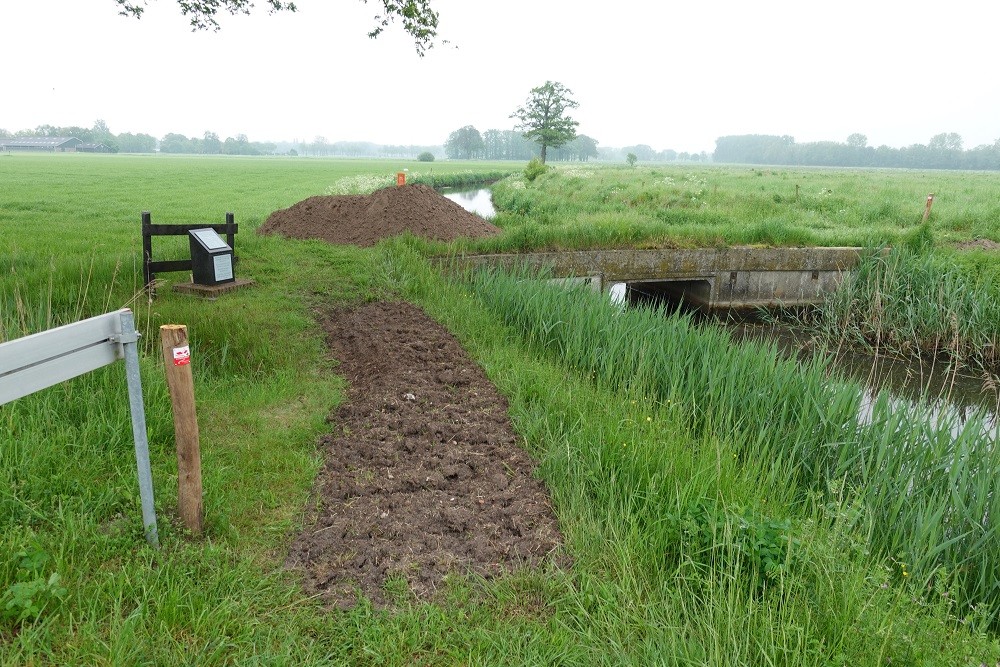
[450,247,866,310]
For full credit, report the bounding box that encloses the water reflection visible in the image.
[440,187,497,218]
[727,318,999,435]
[612,283,998,434]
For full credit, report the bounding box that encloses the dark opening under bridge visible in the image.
[451,247,867,310]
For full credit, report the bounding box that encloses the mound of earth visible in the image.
[286,302,563,607]
[955,238,1000,251]
[258,184,501,247]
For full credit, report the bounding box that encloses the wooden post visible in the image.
[224,212,236,251]
[141,211,153,288]
[159,325,203,535]
[922,193,935,223]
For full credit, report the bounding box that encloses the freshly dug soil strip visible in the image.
[258,184,502,247]
[955,238,1000,251]
[286,301,563,607]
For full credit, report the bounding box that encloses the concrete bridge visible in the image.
[451,247,866,310]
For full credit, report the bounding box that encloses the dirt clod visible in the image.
[258,184,501,247]
[286,302,563,607]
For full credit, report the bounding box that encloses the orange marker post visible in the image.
[396,172,406,187]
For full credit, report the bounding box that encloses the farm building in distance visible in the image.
[0,137,84,152]
[76,143,113,153]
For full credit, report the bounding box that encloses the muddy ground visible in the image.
[286,301,563,608]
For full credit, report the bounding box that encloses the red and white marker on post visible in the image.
[160,325,203,536]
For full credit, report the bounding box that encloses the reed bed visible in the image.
[463,266,1000,614]
[816,246,1000,367]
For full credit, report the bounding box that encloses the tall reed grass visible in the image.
[815,246,1000,367]
[462,266,1000,616]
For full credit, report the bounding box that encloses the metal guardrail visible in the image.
[0,309,159,547]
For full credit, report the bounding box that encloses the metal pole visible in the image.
[119,310,159,548]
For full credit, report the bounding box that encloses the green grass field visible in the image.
[2,154,1000,665]
[473,163,1000,252]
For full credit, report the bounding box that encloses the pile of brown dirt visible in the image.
[258,184,502,247]
[286,301,563,608]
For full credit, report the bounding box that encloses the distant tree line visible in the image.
[294,138,442,159]
[714,133,1000,170]
[0,122,445,158]
[602,144,710,163]
[160,131,277,155]
[440,126,710,164]
[0,121,280,155]
[0,121,141,151]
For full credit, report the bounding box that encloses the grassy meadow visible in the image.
[2,153,1000,665]
[473,164,1000,251]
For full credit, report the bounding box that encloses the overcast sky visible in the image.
[3,1,999,153]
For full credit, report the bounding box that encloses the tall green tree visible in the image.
[444,125,484,160]
[160,133,195,153]
[510,81,579,164]
[928,132,963,151]
[203,131,222,154]
[113,0,440,55]
[117,132,157,153]
[846,133,868,148]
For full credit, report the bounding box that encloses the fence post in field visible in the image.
[159,324,204,535]
[922,194,935,223]
[142,211,153,289]
[225,212,236,250]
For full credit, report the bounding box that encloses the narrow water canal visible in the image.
[728,317,999,432]
[440,186,496,219]
[622,285,999,433]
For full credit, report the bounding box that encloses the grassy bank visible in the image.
[473,164,1000,252]
[450,261,999,612]
[2,154,1000,664]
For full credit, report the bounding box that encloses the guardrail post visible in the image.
[120,310,160,548]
